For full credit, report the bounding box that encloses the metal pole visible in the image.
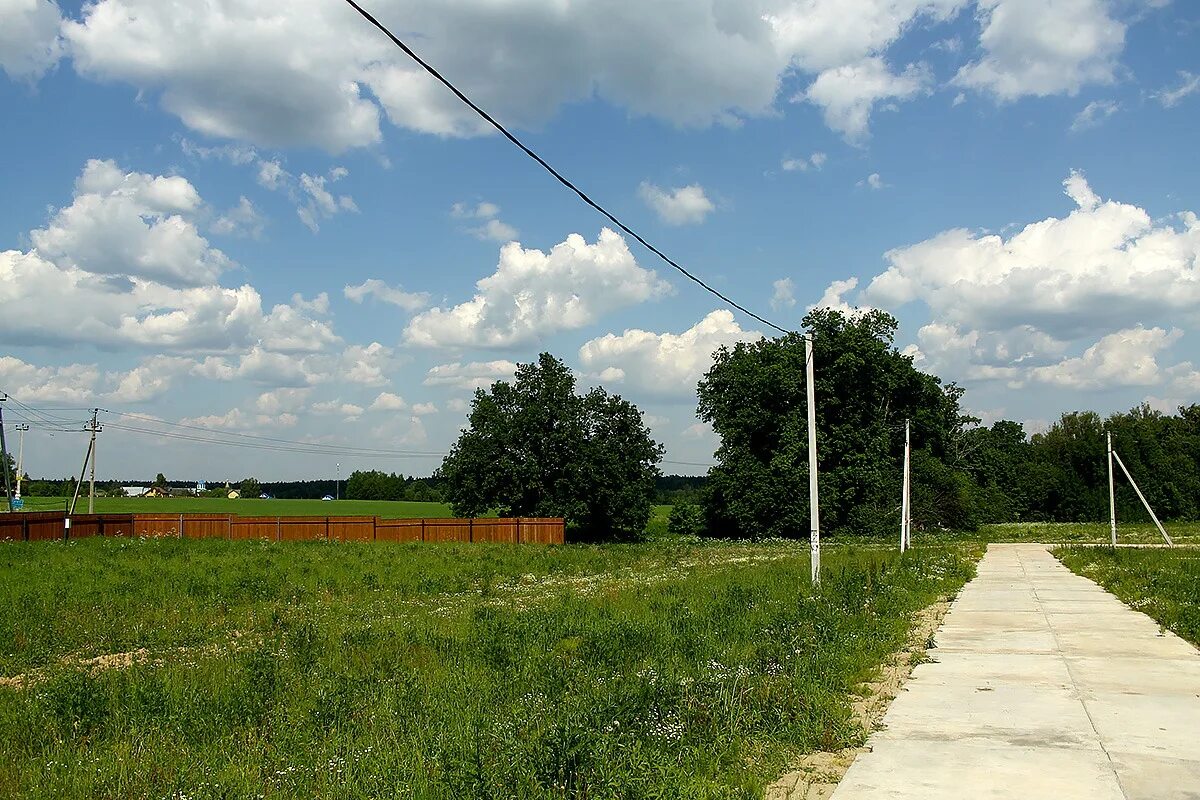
[87,409,98,515]
[900,419,911,552]
[69,437,93,516]
[336,462,340,501]
[805,333,820,585]
[0,399,13,513]
[1112,450,1173,547]
[15,423,28,499]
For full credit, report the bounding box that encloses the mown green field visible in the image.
[0,537,980,798]
[14,496,457,518]
[1055,546,1200,645]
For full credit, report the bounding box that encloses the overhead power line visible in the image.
[340,0,793,337]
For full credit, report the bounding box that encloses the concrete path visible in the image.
[831,543,1200,800]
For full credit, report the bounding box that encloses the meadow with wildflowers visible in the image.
[0,537,979,798]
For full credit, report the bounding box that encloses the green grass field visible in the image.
[0,537,981,798]
[979,521,1200,545]
[14,496,457,518]
[1055,546,1200,645]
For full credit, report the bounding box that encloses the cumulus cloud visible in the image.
[638,183,716,226]
[811,277,870,315]
[30,159,231,287]
[340,342,394,386]
[0,0,64,79]
[343,278,430,312]
[1027,327,1180,390]
[311,400,364,420]
[44,0,983,149]
[106,355,196,402]
[858,172,887,190]
[862,171,1200,389]
[954,0,1126,100]
[781,152,827,172]
[211,196,265,238]
[0,355,99,403]
[369,391,407,412]
[411,402,438,416]
[404,229,671,348]
[451,200,518,242]
[803,58,929,143]
[577,310,763,398]
[0,159,339,355]
[770,278,797,311]
[295,169,358,233]
[422,361,518,390]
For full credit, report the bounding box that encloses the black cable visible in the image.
[340,0,793,337]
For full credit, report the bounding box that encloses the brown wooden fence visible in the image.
[0,512,564,545]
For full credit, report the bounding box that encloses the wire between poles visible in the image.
[340,0,793,337]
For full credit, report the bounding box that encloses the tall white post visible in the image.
[1107,431,1117,547]
[900,419,911,552]
[15,423,27,500]
[87,409,98,515]
[805,333,820,585]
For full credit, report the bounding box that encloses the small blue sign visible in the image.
[11,498,23,510]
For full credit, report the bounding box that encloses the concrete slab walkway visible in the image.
[830,543,1200,800]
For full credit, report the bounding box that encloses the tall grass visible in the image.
[0,538,979,798]
[1055,546,1200,645]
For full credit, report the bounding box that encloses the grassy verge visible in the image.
[979,521,1200,545]
[1055,546,1200,645]
[0,538,980,798]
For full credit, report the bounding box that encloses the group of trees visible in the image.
[344,471,445,502]
[435,309,1200,540]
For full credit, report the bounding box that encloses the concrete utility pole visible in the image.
[900,418,911,552]
[0,395,13,512]
[1107,431,1117,547]
[805,333,820,585]
[1112,450,1173,547]
[15,423,28,499]
[87,409,99,515]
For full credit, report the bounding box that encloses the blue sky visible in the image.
[1,0,1198,481]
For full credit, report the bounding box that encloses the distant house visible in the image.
[122,486,150,497]
[227,490,241,499]
[145,486,171,498]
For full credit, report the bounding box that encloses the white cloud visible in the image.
[311,400,365,420]
[782,152,827,172]
[1153,71,1200,109]
[1028,327,1181,390]
[862,171,1200,388]
[954,0,1126,100]
[1070,99,1119,132]
[30,159,231,287]
[451,200,518,241]
[106,355,195,402]
[0,355,99,403]
[0,0,64,79]
[254,387,312,415]
[803,58,929,142]
[446,398,470,413]
[770,278,797,311]
[858,172,887,190]
[343,279,430,312]
[211,196,265,239]
[340,342,394,387]
[369,392,407,412]
[638,183,716,226]
[296,169,357,233]
[411,402,438,416]
[404,229,670,348]
[811,277,870,316]
[577,310,763,398]
[423,360,518,391]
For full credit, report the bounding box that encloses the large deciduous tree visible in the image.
[438,353,663,537]
[697,308,970,538]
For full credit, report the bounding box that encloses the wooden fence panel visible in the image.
[278,517,328,541]
[375,518,422,542]
[230,516,279,541]
[100,515,134,537]
[134,515,182,538]
[180,515,231,539]
[28,512,67,541]
[0,516,25,541]
[329,516,374,542]
[423,519,471,543]
[67,515,102,538]
[471,518,519,544]
[518,518,564,544]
